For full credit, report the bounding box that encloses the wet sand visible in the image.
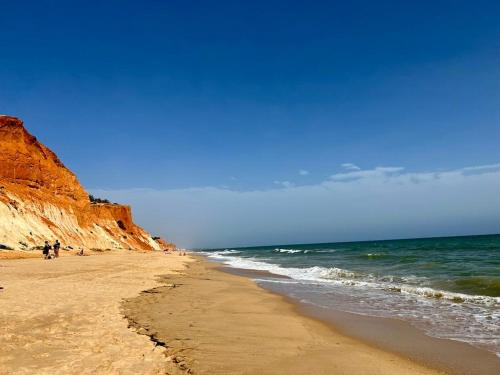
[298,304,500,375]
[225,267,500,375]
[124,257,445,375]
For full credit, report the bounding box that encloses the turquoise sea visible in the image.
[199,234,500,356]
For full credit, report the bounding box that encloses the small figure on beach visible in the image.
[42,241,51,259]
[53,240,61,258]
[76,248,84,256]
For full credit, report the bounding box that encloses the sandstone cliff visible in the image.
[0,115,168,252]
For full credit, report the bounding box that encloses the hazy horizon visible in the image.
[92,162,500,248]
[186,232,500,251]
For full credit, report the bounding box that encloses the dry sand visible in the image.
[0,251,192,374]
[124,257,446,375]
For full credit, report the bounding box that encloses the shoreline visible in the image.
[220,265,500,375]
[2,252,497,374]
[124,255,446,374]
[295,303,500,375]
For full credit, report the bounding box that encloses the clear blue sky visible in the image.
[2,1,500,247]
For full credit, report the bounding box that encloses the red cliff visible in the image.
[0,115,170,252]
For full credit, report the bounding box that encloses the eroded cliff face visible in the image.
[0,115,167,251]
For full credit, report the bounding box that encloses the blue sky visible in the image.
[1,1,500,247]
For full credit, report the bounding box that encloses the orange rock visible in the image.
[0,115,171,252]
[154,237,177,251]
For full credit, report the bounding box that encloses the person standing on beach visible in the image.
[42,241,51,259]
[53,240,61,258]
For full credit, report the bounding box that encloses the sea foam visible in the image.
[205,251,500,307]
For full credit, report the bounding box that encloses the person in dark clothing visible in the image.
[53,240,61,258]
[42,241,51,259]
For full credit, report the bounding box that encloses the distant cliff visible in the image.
[0,115,170,252]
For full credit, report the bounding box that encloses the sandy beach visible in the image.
[1,251,495,374]
[0,251,192,374]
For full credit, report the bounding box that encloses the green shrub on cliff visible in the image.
[89,194,110,204]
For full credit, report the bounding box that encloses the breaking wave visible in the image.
[273,248,309,254]
[204,252,500,307]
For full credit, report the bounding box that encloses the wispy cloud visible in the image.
[341,163,361,171]
[459,163,500,175]
[330,166,404,181]
[299,169,309,176]
[460,163,500,171]
[92,163,500,248]
[274,180,294,188]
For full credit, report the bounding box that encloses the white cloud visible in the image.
[460,163,500,171]
[459,163,500,174]
[274,180,294,188]
[299,169,309,176]
[330,166,404,181]
[341,163,361,171]
[92,163,500,249]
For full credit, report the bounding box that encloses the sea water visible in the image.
[198,234,500,356]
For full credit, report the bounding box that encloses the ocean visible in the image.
[199,234,500,356]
